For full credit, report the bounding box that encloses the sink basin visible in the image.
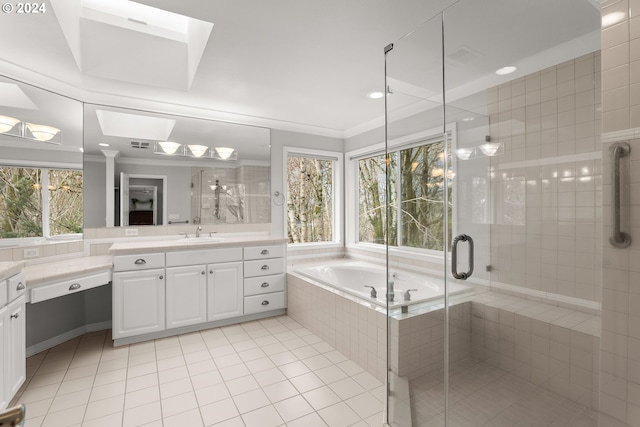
[177,237,221,243]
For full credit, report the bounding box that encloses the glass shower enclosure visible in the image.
[384,0,601,425]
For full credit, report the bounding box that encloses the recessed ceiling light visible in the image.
[602,12,625,28]
[495,66,517,75]
[98,143,110,147]
[368,91,384,99]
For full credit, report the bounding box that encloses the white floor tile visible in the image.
[232,388,271,414]
[89,380,126,402]
[84,394,125,421]
[122,401,162,427]
[241,405,284,427]
[125,372,158,393]
[273,394,315,422]
[163,408,204,427]
[200,397,240,425]
[194,382,230,406]
[81,412,123,427]
[285,411,328,427]
[303,385,342,411]
[317,402,361,427]
[161,390,198,418]
[124,386,160,410]
[159,377,193,399]
[262,380,300,403]
[226,374,260,396]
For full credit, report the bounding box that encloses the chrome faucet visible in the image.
[196,226,202,238]
[404,289,418,301]
[364,286,377,298]
[387,280,395,302]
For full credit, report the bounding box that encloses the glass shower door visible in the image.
[383,12,449,427]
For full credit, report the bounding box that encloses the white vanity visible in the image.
[0,263,26,412]
[110,236,287,346]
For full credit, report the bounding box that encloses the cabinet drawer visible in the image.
[244,292,286,315]
[31,271,111,304]
[113,253,164,272]
[244,258,284,278]
[244,245,285,260]
[8,272,26,303]
[166,247,242,267]
[244,274,285,296]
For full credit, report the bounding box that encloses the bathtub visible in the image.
[293,261,470,309]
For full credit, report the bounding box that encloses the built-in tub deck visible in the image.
[287,259,601,409]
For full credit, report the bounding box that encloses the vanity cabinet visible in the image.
[243,245,286,315]
[111,241,286,345]
[165,265,207,329]
[208,261,243,321]
[113,254,166,340]
[0,271,26,411]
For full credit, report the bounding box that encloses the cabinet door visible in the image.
[166,265,207,329]
[207,261,243,322]
[0,306,7,411]
[7,296,25,399]
[113,269,165,339]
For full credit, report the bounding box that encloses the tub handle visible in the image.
[452,234,474,280]
[610,142,632,248]
[364,285,377,298]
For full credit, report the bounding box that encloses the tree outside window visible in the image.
[287,155,334,244]
[357,139,452,251]
[0,167,83,239]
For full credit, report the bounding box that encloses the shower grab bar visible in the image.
[451,234,474,280]
[609,142,632,248]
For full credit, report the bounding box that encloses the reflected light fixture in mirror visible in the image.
[455,148,474,160]
[25,123,61,141]
[478,142,503,156]
[0,115,20,133]
[188,144,208,157]
[215,146,234,160]
[158,141,182,154]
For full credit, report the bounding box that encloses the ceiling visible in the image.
[0,0,600,140]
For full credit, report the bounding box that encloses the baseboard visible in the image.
[26,321,112,357]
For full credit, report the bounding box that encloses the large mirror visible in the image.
[0,75,84,247]
[82,104,271,228]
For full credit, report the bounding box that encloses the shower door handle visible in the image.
[451,234,474,280]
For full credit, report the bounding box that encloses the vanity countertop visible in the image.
[109,235,288,255]
[0,261,26,281]
[23,255,113,287]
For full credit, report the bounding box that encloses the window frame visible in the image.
[346,125,457,263]
[0,159,83,244]
[283,146,343,249]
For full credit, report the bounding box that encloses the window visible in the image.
[0,166,83,239]
[285,148,342,244]
[356,137,452,252]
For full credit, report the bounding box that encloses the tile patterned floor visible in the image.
[13,316,385,427]
[11,314,635,427]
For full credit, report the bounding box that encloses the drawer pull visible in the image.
[10,313,19,319]
[261,300,269,306]
[261,249,269,255]
[201,271,206,275]
[210,270,213,274]
[68,283,81,291]
[16,282,25,291]
[159,275,164,280]
[261,265,269,270]
[134,259,147,265]
[261,282,270,288]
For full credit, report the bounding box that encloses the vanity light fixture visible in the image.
[187,144,209,157]
[214,147,235,160]
[0,115,20,133]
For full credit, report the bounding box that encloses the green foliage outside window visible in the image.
[0,167,83,239]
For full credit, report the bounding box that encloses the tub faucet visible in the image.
[364,286,377,298]
[404,289,418,301]
[196,226,202,238]
[387,280,395,302]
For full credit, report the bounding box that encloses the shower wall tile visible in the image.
[488,52,602,305]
